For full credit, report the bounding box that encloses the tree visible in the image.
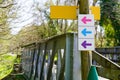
[100,0,120,46]
[0,0,14,53]
[0,0,13,37]
[9,0,78,50]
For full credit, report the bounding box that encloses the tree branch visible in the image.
[0,23,3,26]
[0,3,14,8]
[0,36,13,40]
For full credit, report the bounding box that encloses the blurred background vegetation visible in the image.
[0,0,120,79]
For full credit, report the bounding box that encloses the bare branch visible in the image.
[0,23,3,26]
[0,3,14,8]
[0,36,13,40]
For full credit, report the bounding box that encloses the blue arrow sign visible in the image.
[81,28,92,36]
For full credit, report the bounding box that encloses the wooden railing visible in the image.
[21,33,82,80]
[95,48,120,63]
[21,33,120,80]
[92,51,120,80]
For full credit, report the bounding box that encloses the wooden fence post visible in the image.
[79,0,92,80]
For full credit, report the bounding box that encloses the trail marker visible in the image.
[78,27,95,38]
[50,6,100,20]
[90,6,100,20]
[81,28,92,36]
[50,6,77,19]
[78,39,95,50]
[78,15,94,26]
[78,15,95,50]
[81,16,92,24]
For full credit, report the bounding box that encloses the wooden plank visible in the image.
[47,40,57,80]
[96,67,120,80]
[95,48,106,53]
[40,43,47,80]
[65,34,74,80]
[29,47,36,80]
[92,51,120,69]
[73,33,82,80]
[34,44,41,80]
[79,0,92,80]
[96,48,120,54]
[58,49,65,80]
[115,48,120,53]
[37,43,46,79]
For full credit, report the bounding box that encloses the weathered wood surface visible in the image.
[95,48,120,63]
[92,51,120,80]
[21,33,81,80]
[96,48,120,54]
[79,0,92,80]
[97,67,120,80]
[21,33,120,80]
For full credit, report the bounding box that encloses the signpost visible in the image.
[50,6,100,20]
[50,0,98,79]
[90,6,100,20]
[78,15,95,50]
[50,6,77,19]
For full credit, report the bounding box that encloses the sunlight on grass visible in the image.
[0,53,17,79]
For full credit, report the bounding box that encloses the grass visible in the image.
[0,53,17,79]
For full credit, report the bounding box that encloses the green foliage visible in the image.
[0,3,11,37]
[0,0,13,53]
[103,19,115,38]
[100,0,120,46]
[0,53,17,79]
[10,19,78,48]
[0,0,3,3]
[9,0,78,49]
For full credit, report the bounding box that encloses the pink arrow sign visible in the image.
[81,16,92,24]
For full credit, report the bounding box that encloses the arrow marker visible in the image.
[81,28,92,36]
[81,41,92,48]
[81,16,92,24]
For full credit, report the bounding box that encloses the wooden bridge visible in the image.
[19,33,120,80]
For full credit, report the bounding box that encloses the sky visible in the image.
[10,0,48,34]
[10,0,99,35]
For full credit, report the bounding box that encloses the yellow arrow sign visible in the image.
[50,6,78,19]
[90,6,100,20]
[50,6,100,20]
